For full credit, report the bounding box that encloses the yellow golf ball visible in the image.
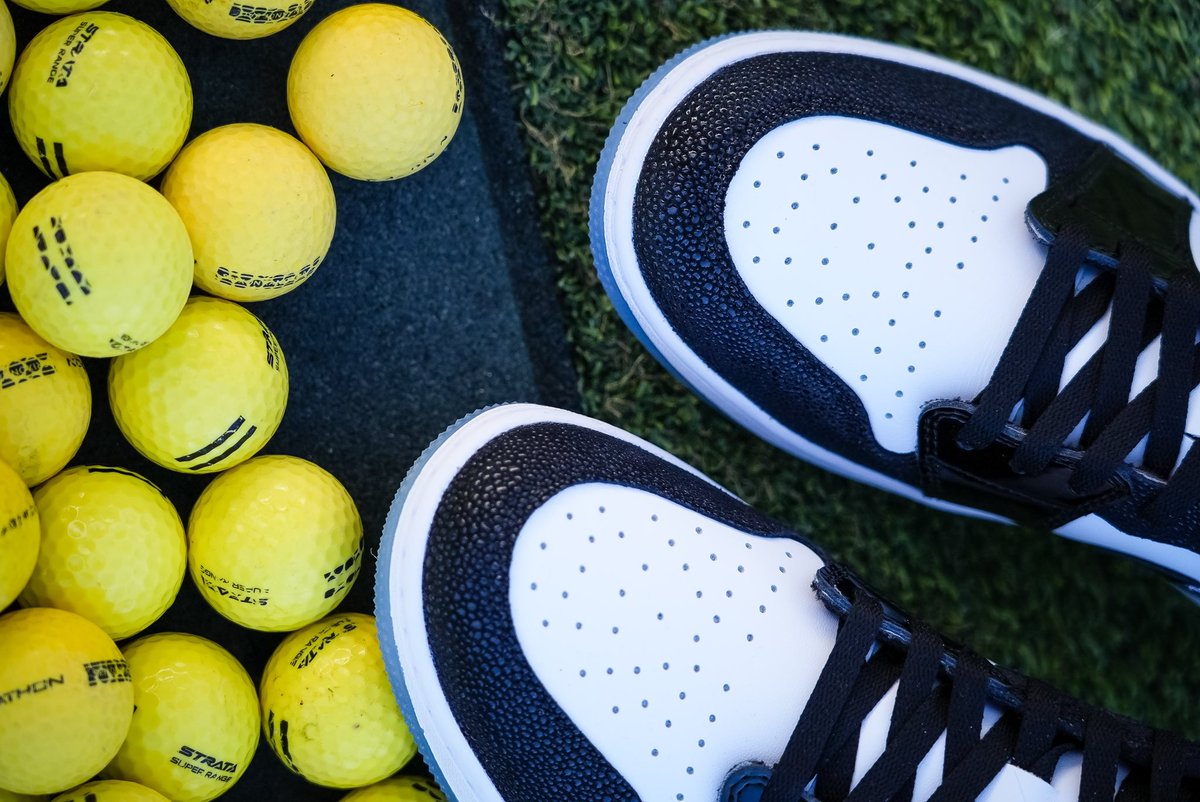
[108,297,289,474]
[19,466,186,640]
[261,614,416,787]
[0,788,48,802]
[188,455,362,631]
[339,777,447,802]
[0,457,38,610]
[161,124,336,302]
[104,633,258,802]
[51,781,168,802]
[0,608,133,796]
[0,170,16,287]
[9,0,107,13]
[5,172,193,357]
[165,0,313,39]
[287,3,463,180]
[0,1,13,99]
[0,313,90,486]
[8,12,191,180]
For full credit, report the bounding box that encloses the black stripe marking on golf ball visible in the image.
[35,137,68,179]
[175,416,256,470]
[278,717,301,773]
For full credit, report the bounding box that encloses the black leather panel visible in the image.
[1027,143,1196,277]
[917,403,1131,528]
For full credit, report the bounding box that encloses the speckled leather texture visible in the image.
[421,420,826,800]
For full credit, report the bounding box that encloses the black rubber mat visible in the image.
[0,0,577,798]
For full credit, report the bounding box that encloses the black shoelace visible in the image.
[953,221,1200,525]
[757,566,1199,802]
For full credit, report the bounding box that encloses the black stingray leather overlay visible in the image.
[631,50,1098,483]
[422,421,822,801]
[918,404,1131,528]
[1027,143,1196,277]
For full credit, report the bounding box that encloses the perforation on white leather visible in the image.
[725,116,1050,453]
[509,483,835,802]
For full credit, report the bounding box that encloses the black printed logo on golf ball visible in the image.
[33,217,91,304]
[172,745,238,782]
[0,501,36,540]
[321,542,363,599]
[214,255,319,292]
[197,565,269,606]
[228,0,312,24]
[0,353,56,390]
[289,617,357,669]
[108,333,148,353]
[83,659,132,686]
[47,21,100,88]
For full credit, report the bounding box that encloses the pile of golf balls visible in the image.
[0,0,464,797]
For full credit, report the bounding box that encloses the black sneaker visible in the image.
[589,32,1200,596]
[374,403,1199,802]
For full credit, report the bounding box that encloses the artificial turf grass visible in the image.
[497,0,1200,737]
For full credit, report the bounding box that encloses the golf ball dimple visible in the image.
[0,313,91,486]
[161,123,336,302]
[0,608,134,796]
[287,3,463,181]
[51,780,169,802]
[8,11,191,180]
[338,777,448,802]
[188,455,363,631]
[104,633,259,802]
[0,1,13,100]
[9,0,108,13]
[165,0,313,39]
[0,170,16,287]
[20,466,186,640]
[260,613,417,787]
[108,297,289,474]
[0,457,38,610]
[5,172,193,358]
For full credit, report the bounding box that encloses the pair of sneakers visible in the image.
[375,33,1200,801]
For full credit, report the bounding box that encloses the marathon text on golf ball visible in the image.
[0,658,128,705]
[229,1,312,25]
[215,255,320,293]
[174,416,258,470]
[170,745,239,783]
[33,217,90,304]
[44,19,99,88]
[0,674,64,705]
[288,615,355,669]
